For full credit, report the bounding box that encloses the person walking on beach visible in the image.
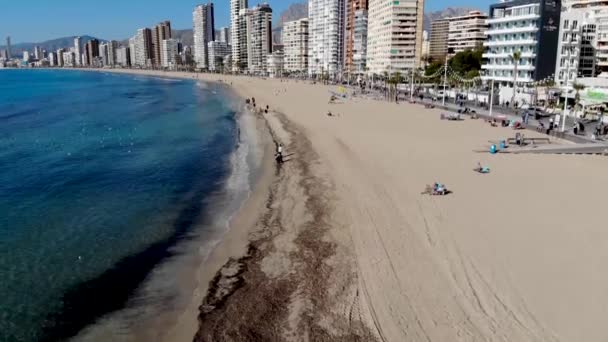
[275,143,284,164]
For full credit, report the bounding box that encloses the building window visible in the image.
[572,20,578,29]
[564,20,569,29]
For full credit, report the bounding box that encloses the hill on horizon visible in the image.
[0,35,103,55]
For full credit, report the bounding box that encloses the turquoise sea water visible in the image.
[0,70,244,341]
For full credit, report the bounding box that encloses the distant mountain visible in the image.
[0,35,102,54]
[423,7,479,32]
[172,29,194,47]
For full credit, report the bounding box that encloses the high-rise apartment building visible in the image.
[218,26,231,45]
[106,40,118,66]
[555,1,608,85]
[367,0,424,74]
[6,36,11,59]
[34,46,43,60]
[74,36,82,66]
[208,41,231,71]
[63,51,75,67]
[152,21,172,66]
[116,46,131,67]
[99,43,109,66]
[246,3,273,74]
[132,28,153,67]
[447,11,488,54]
[193,4,215,69]
[161,39,179,68]
[308,0,346,76]
[231,0,249,71]
[86,39,100,66]
[283,18,309,73]
[56,48,65,67]
[430,19,450,61]
[482,0,561,85]
[345,0,368,73]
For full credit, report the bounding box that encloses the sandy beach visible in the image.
[89,69,608,341]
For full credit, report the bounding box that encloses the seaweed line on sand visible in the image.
[193,110,378,341]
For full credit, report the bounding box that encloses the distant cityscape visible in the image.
[3,0,608,111]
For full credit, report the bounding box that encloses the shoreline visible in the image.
[64,68,280,341]
[59,68,608,341]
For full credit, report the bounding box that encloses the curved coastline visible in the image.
[59,68,278,342]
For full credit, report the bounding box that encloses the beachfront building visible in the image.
[131,28,153,68]
[55,48,64,67]
[430,18,449,61]
[447,11,488,55]
[283,18,309,73]
[6,36,11,59]
[152,21,172,67]
[74,36,82,66]
[245,3,273,75]
[161,39,179,69]
[267,50,285,77]
[85,39,100,67]
[345,0,368,74]
[554,0,608,85]
[62,51,75,67]
[367,0,424,75]
[99,42,109,66]
[194,4,215,70]
[231,0,249,71]
[116,46,130,67]
[308,0,346,77]
[106,40,118,66]
[482,0,561,86]
[34,46,43,60]
[208,41,231,71]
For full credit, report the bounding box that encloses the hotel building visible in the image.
[481,0,561,85]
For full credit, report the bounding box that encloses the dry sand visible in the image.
[91,69,608,341]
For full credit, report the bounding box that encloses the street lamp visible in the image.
[442,48,455,106]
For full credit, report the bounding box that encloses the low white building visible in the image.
[208,41,231,72]
[267,50,284,78]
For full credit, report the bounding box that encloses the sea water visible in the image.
[0,70,258,341]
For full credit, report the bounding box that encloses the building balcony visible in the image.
[483,52,536,59]
[486,14,540,24]
[484,39,537,47]
[484,26,538,35]
[482,64,535,71]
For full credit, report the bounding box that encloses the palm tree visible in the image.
[510,50,522,106]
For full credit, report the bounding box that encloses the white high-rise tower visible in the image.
[231,0,248,71]
[193,3,215,69]
[74,37,82,66]
[308,0,346,77]
[367,0,425,74]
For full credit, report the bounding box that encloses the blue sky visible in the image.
[0,0,492,44]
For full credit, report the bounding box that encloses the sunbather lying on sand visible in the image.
[422,183,449,196]
[474,162,490,174]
